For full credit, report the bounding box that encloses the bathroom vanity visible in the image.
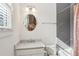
[14,40,47,56]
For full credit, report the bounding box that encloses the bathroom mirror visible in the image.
[24,14,37,31]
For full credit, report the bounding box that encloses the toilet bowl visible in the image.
[45,45,56,56]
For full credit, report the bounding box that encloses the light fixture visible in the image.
[25,6,36,12]
[32,8,36,12]
[25,7,29,12]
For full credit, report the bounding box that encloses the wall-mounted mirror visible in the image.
[24,14,37,31]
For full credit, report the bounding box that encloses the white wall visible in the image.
[20,3,56,45]
[0,4,20,56]
[0,3,56,56]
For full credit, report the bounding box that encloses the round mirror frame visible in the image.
[24,14,37,31]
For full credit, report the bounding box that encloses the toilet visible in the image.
[45,45,56,56]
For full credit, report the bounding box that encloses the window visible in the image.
[0,3,12,29]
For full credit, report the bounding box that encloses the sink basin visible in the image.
[20,40,36,43]
[15,40,45,50]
